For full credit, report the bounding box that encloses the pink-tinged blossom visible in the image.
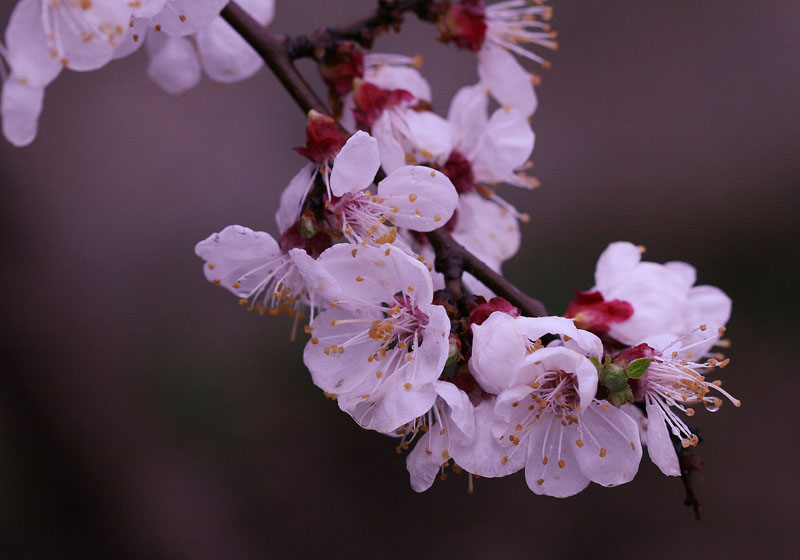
[195,225,316,338]
[302,244,451,434]
[275,127,378,236]
[569,242,732,351]
[115,0,273,93]
[286,129,457,247]
[445,82,537,190]
[439,1,557,116]
[470,313,642,497]
[338,52,432,131]
[619,337,739,476]
[0,0,133,145]
[351,80,453,174]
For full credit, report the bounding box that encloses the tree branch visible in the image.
[288,0,438,58]
[221,0,548,318]
[221,3,328,114]
[426,229,548,317]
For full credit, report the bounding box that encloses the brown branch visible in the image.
[288,0,439,58]
[426,229,548,317]
[221,0,548,318]
[221,3,328,114]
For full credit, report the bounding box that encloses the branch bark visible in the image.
[221,3,328,114]
[288,0,438,58]
[221,0,548,318]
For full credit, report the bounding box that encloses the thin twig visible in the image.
[426,229,548,317]
[289,0,437,58]
[221,3,328,114]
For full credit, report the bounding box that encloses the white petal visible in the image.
[4,0,61,86]
[682,285,731,355]
[452,400,526,477]
[196,17,263,83]
[330,131,380,196]
[1,76,44,147]
[377,166,458,231]
[401,110,454,164]
[275,163,316,234]
[477,44,537,117]
[448,83,489,148]
[469,312,528,394]
[514,315,603,358]
[303,306,381,394]
[313,243,434,308]
[433,381,475,438]
[406,422,450,492]
[664,260,697,290]
[339,366,438,434]
[470,106,534,182]
[130,0,168,18]
[594,241,642,291]
[372,112,405,173]
[52,2,131,71]
[113,19,149,60]
[494,384,535,424]
[524,419,589,497]
[644,396,681,476]
[516,346,599,409]
[366,63,431,102]
[453,193,520,266]
[416,304,451,376]
[146,34,201,95]
[194,225,282,296]
[151,0,229,37]
[573,402,642,487]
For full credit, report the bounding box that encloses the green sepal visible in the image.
[608,386,635,407]
[600,363,627,393]
[625,357,651,379]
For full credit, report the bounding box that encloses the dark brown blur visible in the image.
[1,1,798,558]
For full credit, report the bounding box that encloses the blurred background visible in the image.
[1,0,798,558]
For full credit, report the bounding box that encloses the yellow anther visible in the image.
[599,448,608,458]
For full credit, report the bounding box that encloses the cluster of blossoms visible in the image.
[2,0,740,499]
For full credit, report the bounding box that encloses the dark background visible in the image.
[1,1,798,558]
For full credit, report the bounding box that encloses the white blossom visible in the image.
[573,241,732,350]
[470,312,642,497]
[302,243,450,433]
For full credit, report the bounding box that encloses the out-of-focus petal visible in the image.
[146,34,202,95]
[1,76,44,147]
[477,43,537,117]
